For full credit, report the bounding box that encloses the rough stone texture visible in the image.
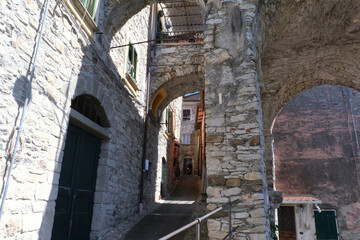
[261,0,360,193]
[0,1,162,239]
[150,43,205,117]
[204,0,270,239]
[273,85,360,239]
[3,0,360,239]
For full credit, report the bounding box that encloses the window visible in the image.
[79,0,98,19]
[127,44,138,81]
[64,0,100,40]
[182,134,190,144]
[314,210,338,240]
[183,109,190,121]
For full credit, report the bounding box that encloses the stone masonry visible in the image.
[2,0,360,239]
[150,42,205,116]
[0,1,163,239]
[204,1,270,239]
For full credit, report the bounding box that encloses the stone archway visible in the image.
[150,74,205,118]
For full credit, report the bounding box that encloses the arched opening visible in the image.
[271,85,360,240]
[52,94,110,240]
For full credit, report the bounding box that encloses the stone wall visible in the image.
[273,85,360,240]
[204,1,270,239]
[150,42,205,116]
[153,97,183,200]
[0,0,157,238]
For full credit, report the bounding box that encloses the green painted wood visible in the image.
[314,211,338,240]
[52,124,101,240]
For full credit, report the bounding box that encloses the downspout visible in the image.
[139,2,154,214]
[0,0,51,221]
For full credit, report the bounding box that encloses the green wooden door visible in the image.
[52,124,101,240]
[314,210,338,240]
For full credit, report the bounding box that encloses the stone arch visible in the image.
[73,79,114,125]
[150,73,205,118]
[104,0,180,38]
[261,57,360,195]
[71,94,111,128]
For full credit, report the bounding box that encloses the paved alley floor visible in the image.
[124,175,200,240]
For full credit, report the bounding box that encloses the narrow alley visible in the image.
[124,176,202,240]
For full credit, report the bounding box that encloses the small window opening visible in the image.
[183,109,190,121]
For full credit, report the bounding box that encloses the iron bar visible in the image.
[170,23,203,27]
[161,4,199,8]
[0,0,51,222]
[110,31,203,49]
[158,199,240,240]
[222,226,240,240]
[166,14,202,17]
[196,218,201,240]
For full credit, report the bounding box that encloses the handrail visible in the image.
[158,199,240,240]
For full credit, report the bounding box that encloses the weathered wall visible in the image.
[261,0,360,199]
[273,85,360,239]
[0,0,156,238]
[204,0,270,239]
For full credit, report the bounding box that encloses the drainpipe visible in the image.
[139,2,154,214]
[0,0,51,221]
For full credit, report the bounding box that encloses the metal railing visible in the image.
[158,199,240,240]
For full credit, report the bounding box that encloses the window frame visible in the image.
[64,0,101,41]
[123,39,139,96]
[182,134,190,145]
[127,43,138,81]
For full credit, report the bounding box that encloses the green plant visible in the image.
[270,223,279,240]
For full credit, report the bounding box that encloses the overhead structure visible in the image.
[157,0,204,42]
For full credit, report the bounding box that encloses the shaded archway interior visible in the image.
[151,74,204,118]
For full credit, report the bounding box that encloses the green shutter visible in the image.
[314,211,338,240]
[127,44,137,81]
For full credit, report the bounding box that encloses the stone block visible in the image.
[208,175,226,186]
[243,172,261,181]
[234,212,249,218]
[249,233,267,240]
[206,135,224,143]
[226,178,241,187]
[208,230,227,239]
[207,186,222,198]
[249,136,260,146]
[222,187,241,197]
[207,219,221,231]
[249,208,265,218]
[246,217,266,225]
